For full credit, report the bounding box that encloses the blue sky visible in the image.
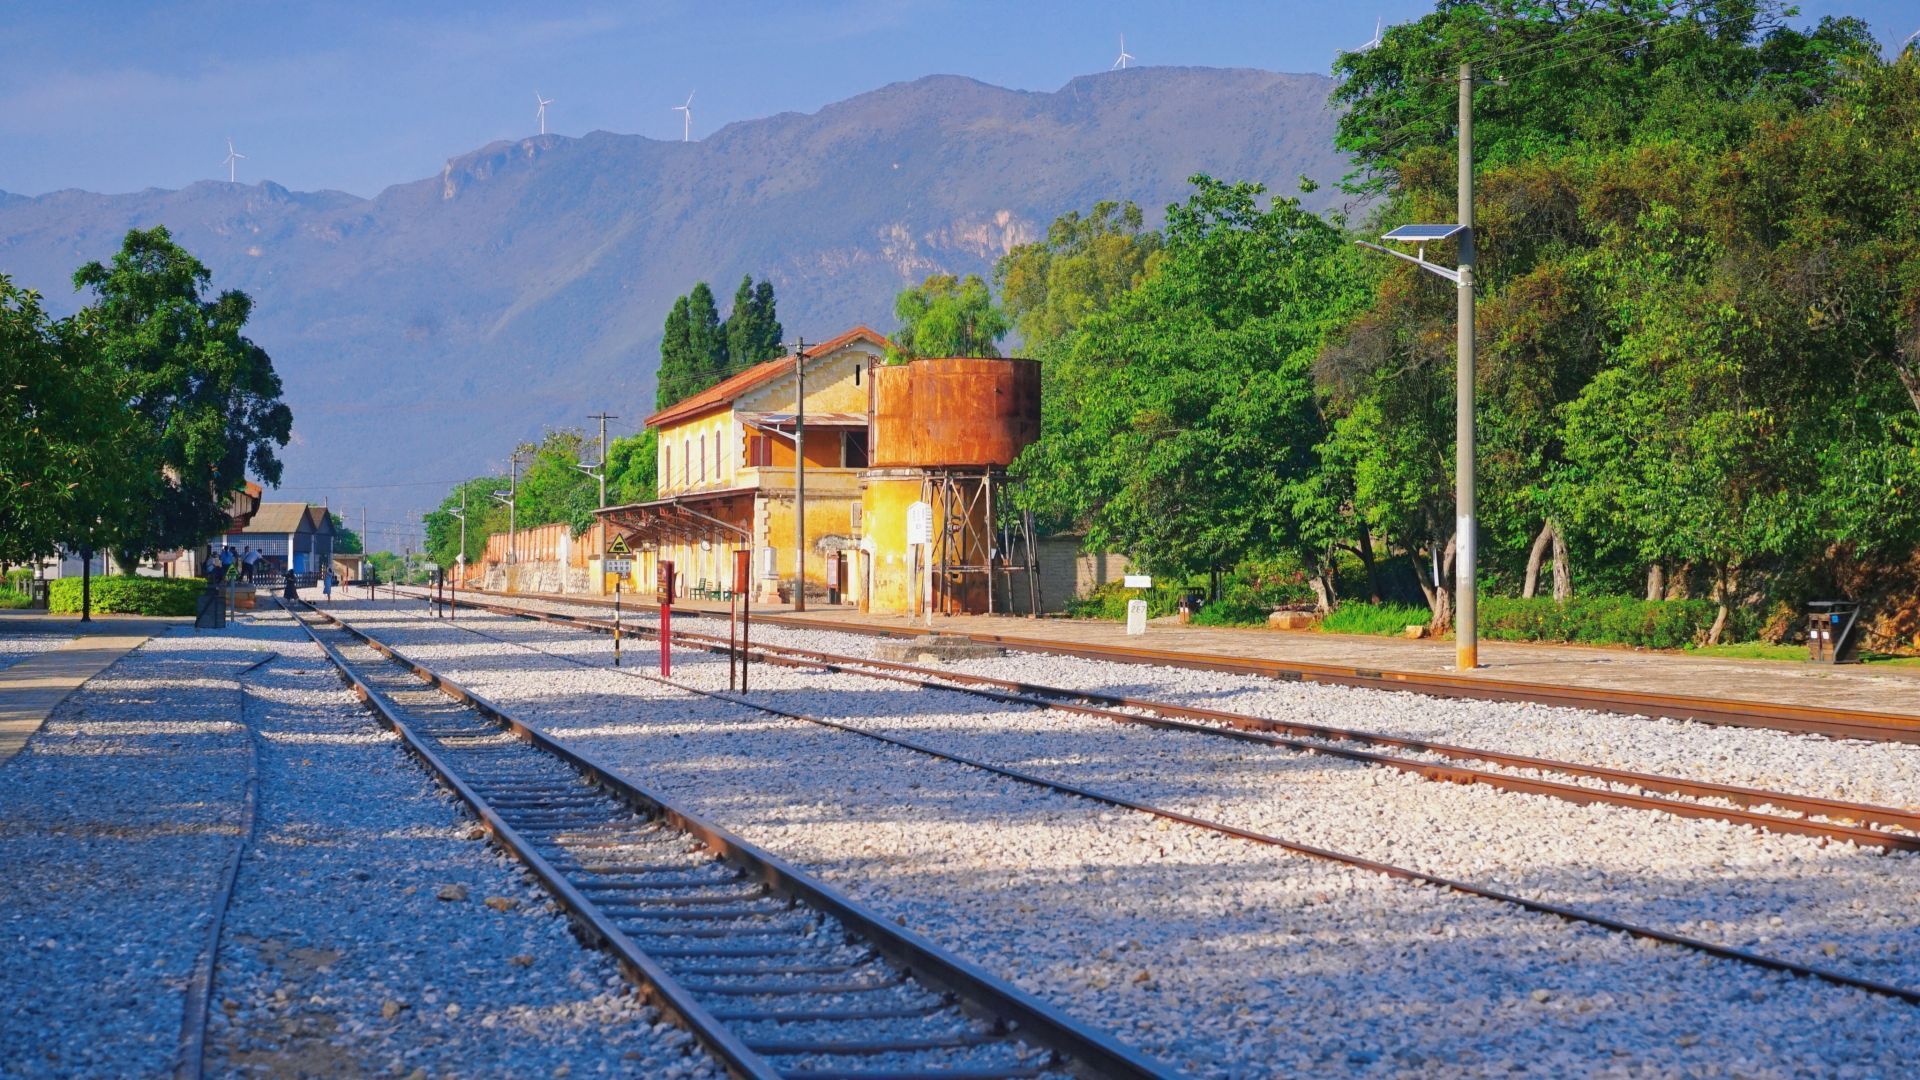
[2,1,1914,198]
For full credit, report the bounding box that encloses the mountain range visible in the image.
[0,65,1349,536]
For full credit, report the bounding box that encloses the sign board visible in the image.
[604,559,632,576]
[906,501,933,546]
[606,533,632,555]
[425,563,439,574]
[734,549,751,594]
[657,560,676,596]
[1124,574,1152,589]
[455,554,466,566]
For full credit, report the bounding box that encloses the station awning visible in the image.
[596,487,755,549]
[740,411,868,433]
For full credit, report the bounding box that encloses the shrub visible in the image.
[1477,595,1743,649]
[47,575,206,616]
[0,589,31,610]
[4,568,30,592]
[1063,581,1184,621]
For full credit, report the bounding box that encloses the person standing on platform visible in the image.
[322,568,334,602]
[242,546,259,583]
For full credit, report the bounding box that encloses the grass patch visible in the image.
[1319,602,1433,637]
[0,589,32,610]
[1686,642,1920,666]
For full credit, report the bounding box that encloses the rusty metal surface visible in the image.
[872,357,1040,468]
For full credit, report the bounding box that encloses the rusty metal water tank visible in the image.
[871,357,1040,468]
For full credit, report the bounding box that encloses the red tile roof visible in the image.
[645,326,893,429]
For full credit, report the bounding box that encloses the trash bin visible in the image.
[1807,600,1862,664]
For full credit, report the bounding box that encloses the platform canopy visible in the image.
[739,411,868,432]
[596,487,755,549]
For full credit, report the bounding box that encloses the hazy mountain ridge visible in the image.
[0,66,1347,523]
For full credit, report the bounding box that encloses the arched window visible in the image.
[663,444,672,489]
[699,434,707,483]
[682,437,690,486]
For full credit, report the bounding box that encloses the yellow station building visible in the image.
[599,326,890,604]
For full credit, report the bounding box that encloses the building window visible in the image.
[699,434,707,483]
[683,437,690,486]
[664,445,672,489]
[843,430,869,468]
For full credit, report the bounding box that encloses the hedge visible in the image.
[47,575,206,616]
[1478,595,1740,650]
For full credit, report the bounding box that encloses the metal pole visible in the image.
[792,339,807,612]
[589,413,616,509]
[613,580,622,666]
[508,453,520,566]
[1456,61,1479,671]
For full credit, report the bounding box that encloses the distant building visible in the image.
[216,502,335,579]
[37,481,263,579]
[598,326,888,603]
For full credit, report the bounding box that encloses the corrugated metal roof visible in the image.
[233,502,316,534]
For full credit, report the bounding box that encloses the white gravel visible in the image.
[464,592,1920,812]
[327,598,1920,1078]
[0,613,719,1079]
[0,632,75,673]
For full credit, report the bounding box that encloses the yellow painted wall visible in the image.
[860,474,923,614]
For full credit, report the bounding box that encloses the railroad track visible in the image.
[407,589,1920,854]
[279,599,1178,1080]
[347,595,1920,1007]
[446,587,1920,744]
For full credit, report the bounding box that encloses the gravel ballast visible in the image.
[325,599,1920,1077]
[0,614,720,1079]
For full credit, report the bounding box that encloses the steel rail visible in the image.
[283,600,1181,1080]
[175,652,276,1080]
[422,591,1920,852]
[353,598,1920,1007]
[451,587,1920,744]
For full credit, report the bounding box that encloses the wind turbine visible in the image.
[1112,34,1134,70]
[672,90,694,141]
[1357,16,1383,51]
[535,91,554,135]
[222,137,246,182]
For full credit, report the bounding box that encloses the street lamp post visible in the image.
[1355,61,1480,670]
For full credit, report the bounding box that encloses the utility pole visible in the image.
[1454,61,1478,672]
[792,339,807,612]
[508,451,521,565]
[587,413,616,509]
[1352,63,1481,670]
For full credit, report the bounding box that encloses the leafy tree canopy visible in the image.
[70,226,292,565]
[890,273,1010,361]
[996,201,1163,350]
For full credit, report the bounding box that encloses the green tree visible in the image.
[724,275,784,368]
[328,511,363,554]
[424,476,508,571]
[890,273,1010,361]
[685,282,728,384]
[70,226,293,567]
[1014,178,1372,590]
[0,276,147,625]
[513,429,600,535]
[605,428,658,506]
[657,295,693,410]
[995,201,1162,350]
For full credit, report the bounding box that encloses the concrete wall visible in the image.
[1034,537,1129,613]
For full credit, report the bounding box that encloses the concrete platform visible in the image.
[472,588,1920,723]
[774,609,1920,722]
[0,634,151,766]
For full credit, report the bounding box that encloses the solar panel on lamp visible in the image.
[1381,224,1464,242]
